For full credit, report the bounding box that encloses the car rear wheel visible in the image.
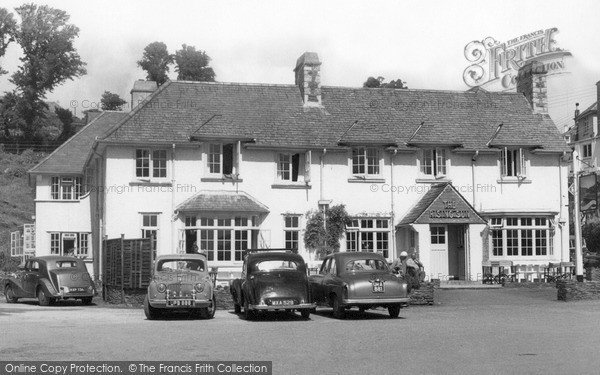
[37,288,52,306]
[332,294,345,319]
[388,304,401,318]
[243,297,255,321]
[81,297,93,305]
[143,296,160,320]
[200,295,216,319]
[5,285,18,303]
[300,309,310,320]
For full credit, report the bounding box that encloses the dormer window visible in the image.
[421,148,447,178]
[352,147,380,176]
[207,143,240,178]
[501,147,527,178]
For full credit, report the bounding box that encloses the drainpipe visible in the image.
[171,143,176,254]
[390,149,397,259]
[320,149,327,231]
[471,150,479,207]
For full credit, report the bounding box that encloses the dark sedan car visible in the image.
[230,249,316,320]
[309,252,410,318]
[4,256,96,306]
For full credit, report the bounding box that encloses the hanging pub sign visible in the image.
[579,173,598,212]
[463,27,571,90]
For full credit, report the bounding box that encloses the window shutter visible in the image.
[519,148,526,177]
[236,140,241,176]
[436,148,446,176]
[501,147,507,177]
[304,150,311,183]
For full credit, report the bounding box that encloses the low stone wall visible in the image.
[585,267,600,282]
[557,280,600,301]
[104,285,146,305]
[409,280,438,305]
[215,284,233,310]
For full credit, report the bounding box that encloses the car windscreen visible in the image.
[251,260,300,272]
[157,259,205,272]
[344,259,389,272]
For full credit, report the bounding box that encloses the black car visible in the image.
[230,249,316,320]
[4,256,96,306]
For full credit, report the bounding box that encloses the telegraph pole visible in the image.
[573,150,584,282]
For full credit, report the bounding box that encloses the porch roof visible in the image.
[397,183,486,226]
[175,190,269,214]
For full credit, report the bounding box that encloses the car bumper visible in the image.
[249,302,316,311]
[343,297,410,305]
[149,299,212,309]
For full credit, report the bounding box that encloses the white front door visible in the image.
[429,225,448,280]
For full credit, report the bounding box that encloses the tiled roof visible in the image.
[29,111,127,174]
[176,190,269,214]
[397,184,447,225]
[99,81,569,153]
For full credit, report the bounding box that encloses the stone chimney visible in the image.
[574,103,580,118]
[130,80,157,111]
[294,52,322,106]
[516,61,548,115]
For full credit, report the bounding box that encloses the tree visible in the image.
[0,8,17,75]
[304,204,351,259]
[137,41,173,86]
[174,44,215,82]
[100,91,127,111]
[9,4,87,140]
[55,106,75,142]
[363,76,408,89]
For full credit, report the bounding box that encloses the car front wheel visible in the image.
[200,295,216,319]
[37,288,51,306]
[143,296,160,320]
[5,285,18,303]
[388,304,401,318]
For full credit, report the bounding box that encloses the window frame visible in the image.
[420,148,448,179]
[206,142,237,177]
[135,148,168,179]
[51,176,83,200]
[500,147,527,179]
[141,213,159,259]
[345,218,390,258]
[582,143,592,159]
[488,217,554,258]
[351,147,381,177]
[283,215,301,251]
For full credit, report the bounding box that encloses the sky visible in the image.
[1,0,600,132]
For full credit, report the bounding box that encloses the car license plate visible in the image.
[372,281,384,293]
[271,300,294,306]
[70,287,85,293]
[167,299,193,306]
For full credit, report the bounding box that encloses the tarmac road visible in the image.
[1,287,599,375]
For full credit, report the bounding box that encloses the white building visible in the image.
[29,54,570,282]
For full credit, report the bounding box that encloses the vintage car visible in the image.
[309,252,410,318]
[3,256,96,306]
[230,249,316,320]
[144,253,216,320]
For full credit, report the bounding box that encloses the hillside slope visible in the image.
[0,150,47,256]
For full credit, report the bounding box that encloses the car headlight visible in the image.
[194,283,204,293]
[157,283,167,293]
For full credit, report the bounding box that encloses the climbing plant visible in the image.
[304,204,351,259]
